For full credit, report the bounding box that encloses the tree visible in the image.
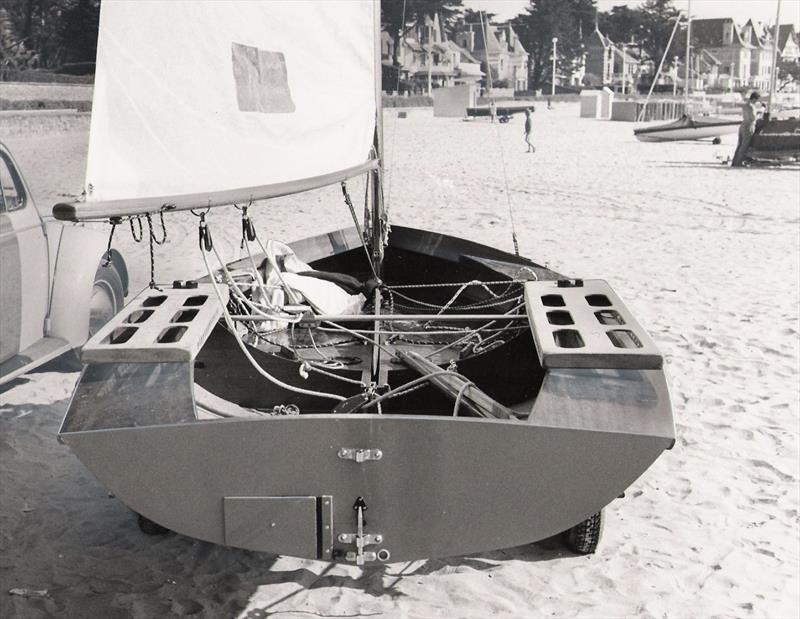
[512,0,594,91]
[381,0,463,55]
[597,5,646,47]
[0,0,100,71]
[638,0,682,75]
[776,58,800,92]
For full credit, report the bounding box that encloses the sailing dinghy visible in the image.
[634,2,738,143]
[634,113,739,142]
[55,1,674,564]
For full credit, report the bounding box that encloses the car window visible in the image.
[0,152,26,212]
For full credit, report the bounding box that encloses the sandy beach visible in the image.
[1,103,798,618]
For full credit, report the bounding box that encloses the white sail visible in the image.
[81,0,377,212]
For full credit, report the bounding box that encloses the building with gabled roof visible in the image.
[743,19,774,90]
[691,18,755,89]
[776,24,799,62]
[453,20,529,91]
[582,25,640,91]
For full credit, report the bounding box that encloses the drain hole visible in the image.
[595,310,625,325]
[607,329,643,349]
[552,329,585,348]
[546,310,574,325]
[585,294,612,307]
[172,309,199,323]
[142,295,167,307]
[541,294,565,307]
[157,326,187,343]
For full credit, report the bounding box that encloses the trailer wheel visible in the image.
[89,262,124,336]
[137,512,171,536]
[563,510,603,555]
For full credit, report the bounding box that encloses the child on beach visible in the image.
[524,107,535,153]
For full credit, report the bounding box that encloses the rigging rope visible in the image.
[198,218,346,403]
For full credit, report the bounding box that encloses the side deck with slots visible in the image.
[81,283,228,364]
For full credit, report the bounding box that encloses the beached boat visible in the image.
[54,0,674,564]
[743,2,800,164]
[633,114,739,142]
[746,116,800,162]
[466,103,531,122]
[634,2,738,143]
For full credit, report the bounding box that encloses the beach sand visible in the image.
[1,104,798,618]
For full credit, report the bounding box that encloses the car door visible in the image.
[0,148,49,364]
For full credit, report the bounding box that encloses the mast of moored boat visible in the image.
[683,0,691,113]
[371,0,385,280]
[767,0,782,117]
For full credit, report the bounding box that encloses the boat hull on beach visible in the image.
[746,117,800,162]
[59,226,674,563]
[634,114,739,142]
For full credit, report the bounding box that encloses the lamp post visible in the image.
[621,44,627,95]
[551,37,558,96]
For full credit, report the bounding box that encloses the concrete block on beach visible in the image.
[580,90,602,118]
[433,84,475,117]
[599,87,614,120]
[611,100,638,122]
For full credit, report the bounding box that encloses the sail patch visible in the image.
[231,43,295,113]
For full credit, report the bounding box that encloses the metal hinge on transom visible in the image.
[337,448,383,463]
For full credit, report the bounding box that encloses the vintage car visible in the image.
[0,142,128,386]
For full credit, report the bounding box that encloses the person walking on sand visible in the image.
[524,107,535,153]
[732,91,761,167]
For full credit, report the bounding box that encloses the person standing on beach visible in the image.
[732,91,761,167]
[489,99,496,123]
[524,107,535,153]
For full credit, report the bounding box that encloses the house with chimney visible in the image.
[691,18,755,89]
[742,19,774,91]
[453,20,529,91]
[582,25,640,91]
[383,13,484,94]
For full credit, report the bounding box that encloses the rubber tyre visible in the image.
[137,513,171,536]
[89,262,124,336]
[563,510,603,555]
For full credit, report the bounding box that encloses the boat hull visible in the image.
[635,115,739,142]
[58,226,674,562]
[747,117,800,161]
[61,362,673,562]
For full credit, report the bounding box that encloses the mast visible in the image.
[370,0,385,279]
[684,0,691,111]
[480,11,493,95]
[767,0,782,116]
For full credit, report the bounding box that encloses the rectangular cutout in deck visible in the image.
[547,310,574,325]
[585,294,612,307]
[142,295,167,307]
[157,326,187,344]
[594,310,625,325]
[171,309,199,323]
[541,294,565,307]
[125,309,153,324]
[553,329,585,348]
[607,329,643,349]
[104,326,137,345]
[183,295,208,307]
